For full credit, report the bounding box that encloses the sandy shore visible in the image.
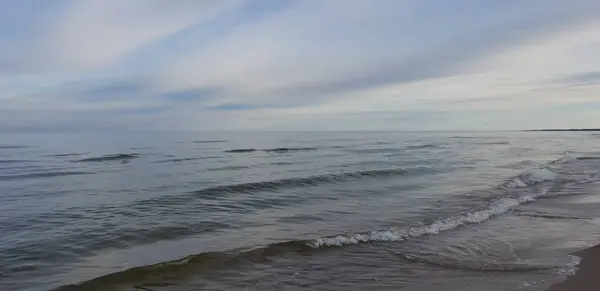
[546,245,600,291]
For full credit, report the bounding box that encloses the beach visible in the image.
[547,245,600,291]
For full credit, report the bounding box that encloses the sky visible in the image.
[2,0,600,131]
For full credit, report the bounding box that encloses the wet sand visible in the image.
[547,245,600,291]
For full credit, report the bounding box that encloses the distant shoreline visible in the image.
[523,129,600,132]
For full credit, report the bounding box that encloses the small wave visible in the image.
[448,136,489,139]
[225,147,319,153]
[263,147,318,153]
[224,148,257,153]
[406,144,441,149]
[513,210,588,220]
[48,153,87,157]
[396,252,554,272]
[191,168,410,196]
[550,152,600,164]
[53,241,313,291]
[153,157,201,163]
[270,161,294,165]
[74,153,140,163]
[192,140,228,143]
[0,145,30,149]
[0,171,93,181]
[499,160,540,170]
[205,165,251,171]
[575,156,600,160]
[473,141,510,145]
[347,147,404,154]
[0,159,31,164]
[503,168,558,189]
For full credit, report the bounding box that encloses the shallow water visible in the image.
[1,131,600,291]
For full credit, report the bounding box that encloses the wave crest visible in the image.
[74,153,139,162]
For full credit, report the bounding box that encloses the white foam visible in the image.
[556,255,581,277]
[308,191,547,248]
[519,255,581,291]
[505,168,558,189]
[553,152,582,164]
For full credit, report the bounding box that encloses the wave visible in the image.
[53,164,595,291]
[448,136,491,139]
[48,153,87,157]
[0,171,94,181]
[190,168,411,196]
[550,152,600,164]
[0,145,30,149]
[499,160,540,170]
[225,147,319,153]
[406,144,442,149]
[347,147,404,154]
[263,147,318,153]
[513,210,588,220]
[395,252,555,272]
[152,157,202,163]
[192,140,228,143]
[53,241,314,291]
[308,194,542,248]
[224,148,257,153]
[74,153,140,163]
[0,159,31,164]
[575,156,600,160]
[205,165,251,171]
[503,168,558,189]
[473,141,510,145]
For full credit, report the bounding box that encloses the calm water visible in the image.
[2,131,600,291]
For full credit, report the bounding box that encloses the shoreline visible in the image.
[546,245,600,291]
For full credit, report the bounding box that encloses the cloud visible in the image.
[2,1,600,131]
[8,0,240,73]
[555,71,600,87]
[159,0,600,108]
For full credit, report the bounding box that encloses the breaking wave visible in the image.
[308,194,543,248]
[503,168,558,189]
[74,153,140,162]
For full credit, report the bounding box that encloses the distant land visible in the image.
[523,129,600,132]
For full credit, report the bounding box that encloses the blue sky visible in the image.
[2,0,600,131]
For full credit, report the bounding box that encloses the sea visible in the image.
[2,131,600,291]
